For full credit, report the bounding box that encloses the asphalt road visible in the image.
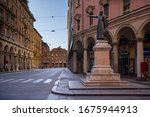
[0,68,65,100]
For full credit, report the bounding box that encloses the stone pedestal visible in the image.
[82,40,128,86]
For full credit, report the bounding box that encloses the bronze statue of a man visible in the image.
[89,1,108,40]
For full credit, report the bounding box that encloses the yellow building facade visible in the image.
[33,28,42,69]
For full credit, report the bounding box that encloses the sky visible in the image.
[28,0,68,50]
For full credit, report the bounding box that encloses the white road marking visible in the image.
[9,79,24,83]
[33,79,43,83]
[22,79,34,83]
[0,79,15,83]
[43,79,52,83]
[0,78,52,84]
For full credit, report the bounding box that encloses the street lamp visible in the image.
[51,30,55,32]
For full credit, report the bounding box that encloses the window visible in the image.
[123,0,130,14]
[77,19,80,31]
[0,8,2,17]
[74,14,81,31]
[85,6,95,26]
[89,12,93,26]
[0,24,3,34]
[77,0,80,7]
[7,0,9,6]
[104,3,109,18]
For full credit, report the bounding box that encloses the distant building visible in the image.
[49,46,68,68]
[41,41,50,68]
[0,0,36,71]
[68,0,150,78]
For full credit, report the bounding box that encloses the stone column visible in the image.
[21,57,23,70]
[5,52,10,71]
[18,55,21,70]
[10,53,15,71]
[29,58,32,69]
[113,42,119,73]
[83,48,88,73]
[24,57,27,70]
[73,50,77,73]
[137,38,144,78]
[14,54,18,71]
[0,51,4,71]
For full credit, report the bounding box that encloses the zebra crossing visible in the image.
[0,78,52,84]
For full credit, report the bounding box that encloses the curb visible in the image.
[51,69,150,97]
[52,87,150,96]
[51,83,150,96]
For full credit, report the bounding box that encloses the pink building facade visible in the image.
[68,0,150,78]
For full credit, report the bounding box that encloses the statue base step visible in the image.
[82,73,128,86]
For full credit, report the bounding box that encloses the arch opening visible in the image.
[117,27,136,76]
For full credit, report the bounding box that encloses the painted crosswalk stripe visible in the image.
[9,79,24,83]
[43,79,52,83]
[0,79,15,83]
[33,79,43,83]
[22,79,34,83]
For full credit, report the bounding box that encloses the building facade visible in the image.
[0,0,36,72]
[68,0,150,78]
[49,47,68,68]
[33,28,42,69]
[41,41,50,68]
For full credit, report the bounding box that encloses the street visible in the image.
[0,68,150,100]
[0,68,65,100]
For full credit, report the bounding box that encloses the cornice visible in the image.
[20,0,36,21]
[109,5,150,28]
[73,25,97,37]
[0,36,33,53]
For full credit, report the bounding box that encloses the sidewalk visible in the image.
[51,69,150,97]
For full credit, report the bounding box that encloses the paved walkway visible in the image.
[49,69,150,98]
